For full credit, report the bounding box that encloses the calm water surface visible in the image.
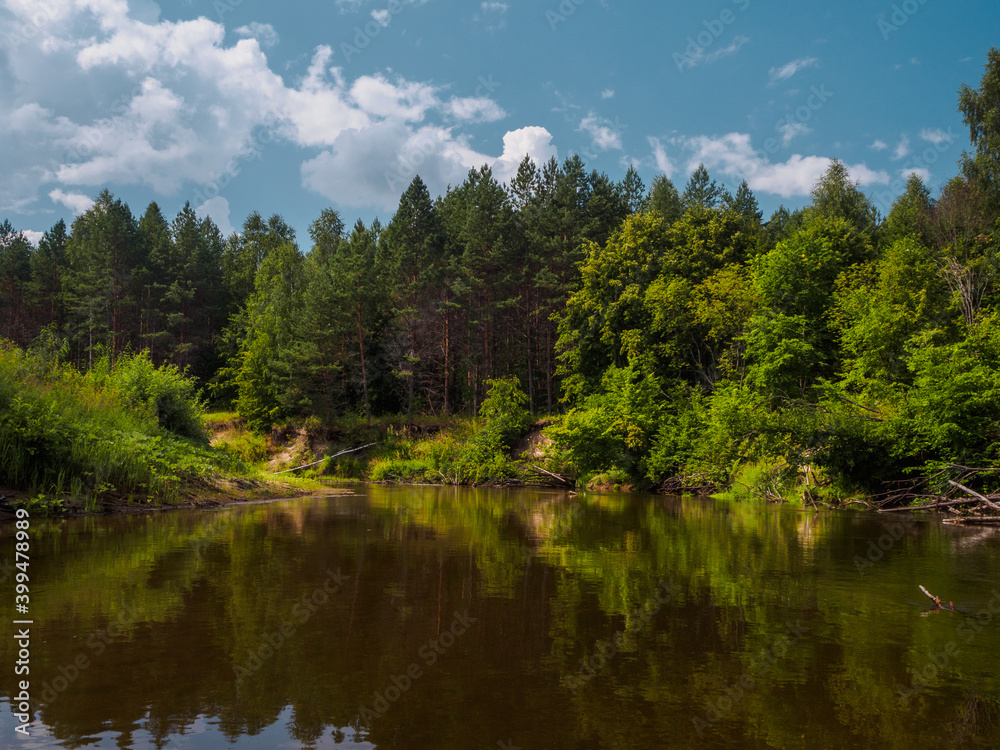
[2,486,1000,749]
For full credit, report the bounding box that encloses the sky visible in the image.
[1,0,997,246]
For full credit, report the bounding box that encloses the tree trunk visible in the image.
[356,302,371,425]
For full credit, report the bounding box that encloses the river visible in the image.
[2,486,1000,748]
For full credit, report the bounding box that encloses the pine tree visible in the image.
[682,164,723,212]
[0,220,32,345]
[647,175,682,225]
[29,219,68,332]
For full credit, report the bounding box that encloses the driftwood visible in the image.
[947,480,1000,512]
[919,584,955,612]
[273,443,376,475]
[873,466,1000,522]
[879,497,984,513]
[942,516,1000,526]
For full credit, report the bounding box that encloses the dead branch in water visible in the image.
[919,584,955,612]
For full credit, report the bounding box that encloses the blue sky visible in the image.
[1,0,996,245]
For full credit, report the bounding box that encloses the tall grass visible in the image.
[0,341,235,508]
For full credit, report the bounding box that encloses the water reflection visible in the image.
[1,486,999,748]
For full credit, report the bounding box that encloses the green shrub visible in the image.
[87,352,208,443]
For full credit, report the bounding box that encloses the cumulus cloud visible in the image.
[194,196,236,236]
[0,2,516,215]
[304,123,556,210]
[901,167,932,183]
[870,139,889,151]
[22,230,44,246]
[602,89,615,99]
[769,56,819,83]
[667,132,888,198]
[893,135,910,160]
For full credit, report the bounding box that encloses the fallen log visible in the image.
[879,497,984,513]
[947,480,1000,512]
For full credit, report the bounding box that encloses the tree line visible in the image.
[2,47,998,497]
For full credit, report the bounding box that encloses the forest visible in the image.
[1,48,999,507]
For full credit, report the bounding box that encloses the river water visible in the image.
[2,486,1000,748]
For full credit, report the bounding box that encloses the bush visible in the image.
[0,341,229,507]
[87,352,208,443]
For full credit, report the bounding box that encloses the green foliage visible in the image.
[87,351,208,443]
[546,362,665,481]
[0,341,231,507]
[476,376,531,447]
[959,46,1000,212]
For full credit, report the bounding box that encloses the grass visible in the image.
[0,342,251,513]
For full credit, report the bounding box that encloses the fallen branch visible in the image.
[527,464,572,486]
[919,584,955,611]
[879,497,984,513]
[947,480,1000,512]
[273,443,376,475]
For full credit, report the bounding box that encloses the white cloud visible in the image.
[648,137,675,178]
[672,132,888,198]
[371,9,391,27]
[0,0,545,216]
[194,196,236,236]
[893,135,910,160]
[303,124,555,210]
[235,22,279,48]
[49,189,95,215]
[444,96,506,123]
[778,121,811,146]
[22,230,44,246]
[920,128,953,145]
[579,113,624,151]
[493,126,558,183]
[769,56,819,83]
[870,139,889,151]
[601,89,615,99]
[349,74,438,121]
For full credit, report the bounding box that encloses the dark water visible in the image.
[2,486,1000,749]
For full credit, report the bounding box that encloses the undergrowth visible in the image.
[0,340,242,511]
